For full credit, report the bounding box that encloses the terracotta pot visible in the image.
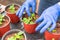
[1,29,27,40]
[21,13,39,34]
[23,23,38,34]
[0,15,10,37]
[5,4,20,23]
[44,23,60,40]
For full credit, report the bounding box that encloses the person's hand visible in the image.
[16,0,36,17]
[35,3,60,33]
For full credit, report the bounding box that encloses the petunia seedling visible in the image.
[22,13,37,24]
[52,29,56,33]
[9,4,15,13]
[30,21,34,24]
[47,28,56,33]
[31,13,35,17]
[0,14,5,25]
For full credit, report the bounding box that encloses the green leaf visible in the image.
[31,13,35,17]
[23,18,27,21]
[15,35,20,38]
[17,31,24,35]
[8,37,16,40]
[0,22,2,25]
[10,10,15,13]
[28,17,31,21]
[52,29,56,33]
[19,35,24,39]
[9,4,15,13]
[9,4,15,9]
[47,28,50,31]
[30,21,34,24]
[0,19,3,22]
[34,17,36,20]
[0,14,4,19]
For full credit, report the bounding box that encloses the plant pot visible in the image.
[5,4,20,23]
[22,13,39,34]
[23,23,38,34]
[44,23,60,40]
[1,29,27,40]
[0,15,10,37]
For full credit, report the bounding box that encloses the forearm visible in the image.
[36,0,40,13]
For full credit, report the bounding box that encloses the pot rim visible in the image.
[0,15,10,28]
[45,30,60,35]
[23,22,38,25]
[1,29,27,40]
[5,3,20,14]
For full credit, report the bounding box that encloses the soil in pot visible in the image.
[22,13,39,24]
[5,32,25,40]
[0,15,9,27]
[5,4,20,23]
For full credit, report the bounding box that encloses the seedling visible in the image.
[0,14,5,25]
[7,31,24,40]
[9,4,16,13]
[22,13,37,24]
[47,28,56,33]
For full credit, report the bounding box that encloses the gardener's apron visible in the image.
[38,0,60,21]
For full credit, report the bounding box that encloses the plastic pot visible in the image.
[44,23,60,40]
[23,23,38,34]
[0,15,10,37]
[1,29,27,40]
[5,4,20,23]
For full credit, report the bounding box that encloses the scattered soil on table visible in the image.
[0,16,9,27]
[5,33,25,40]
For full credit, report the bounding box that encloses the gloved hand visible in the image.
[16,0,36,17]
[35,3,60,33]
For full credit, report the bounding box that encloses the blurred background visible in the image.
[0,0,25,5]
[0,0,40,13]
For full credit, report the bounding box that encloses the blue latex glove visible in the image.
[35,3,60,33]
[16,0,36,17]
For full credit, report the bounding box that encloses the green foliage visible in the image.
[47,28,56,33]
[9,4,15,13]
[52,30,56,33]
[22,13,37,24]
[0,14,4,25]
[8,32,24,40]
